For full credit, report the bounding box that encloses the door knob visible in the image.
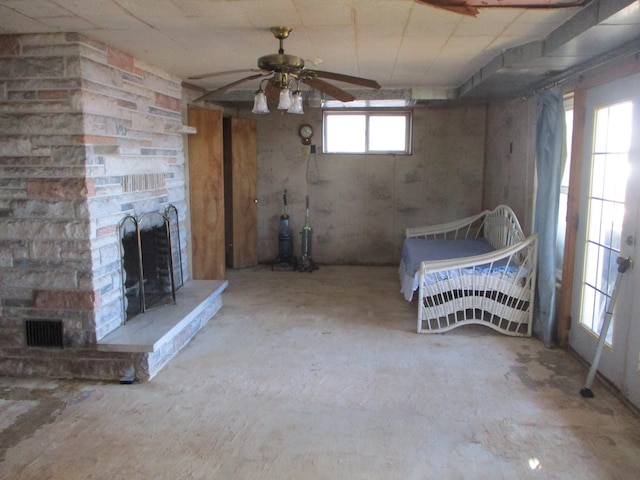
[626,235,635,246]
[254,199,259,204]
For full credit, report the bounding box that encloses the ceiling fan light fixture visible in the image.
[277,86,292,110]
[287,90,304,114]
[192,26,381,111]
[252,90,270,114]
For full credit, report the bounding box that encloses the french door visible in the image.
[570,73,640,407]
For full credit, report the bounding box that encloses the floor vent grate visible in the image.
[25,320,64,348]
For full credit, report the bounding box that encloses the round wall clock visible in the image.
[299,124,313,145]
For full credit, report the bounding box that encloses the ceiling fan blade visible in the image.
[188,68,261,80]
[300,78,356,103]
[193,73,266,103]
[414,0,586,16]
[414,0,479,16]
[304,70,381,90]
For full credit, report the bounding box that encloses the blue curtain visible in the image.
[534,87,566,347]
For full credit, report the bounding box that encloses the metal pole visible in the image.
[580,256,632,398]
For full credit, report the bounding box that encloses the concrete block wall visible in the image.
[249,104,487,265]
[0,33,187,379]
[483,97,537,235]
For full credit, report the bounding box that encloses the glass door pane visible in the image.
[579,101,632,344]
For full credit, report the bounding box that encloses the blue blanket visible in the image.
[401,237,495,276]
[399,237,526,301]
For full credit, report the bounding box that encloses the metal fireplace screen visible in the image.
[118,205,183,322]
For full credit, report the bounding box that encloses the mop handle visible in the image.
[283,189,288,216]
[304,195,310,228]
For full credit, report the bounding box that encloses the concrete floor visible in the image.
[1,266,639,479]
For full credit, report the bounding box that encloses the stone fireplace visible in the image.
[0,33,226,381]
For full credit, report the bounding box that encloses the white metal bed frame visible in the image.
[404,205,538,336]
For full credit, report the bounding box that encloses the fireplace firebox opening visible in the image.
[118,205,183,322]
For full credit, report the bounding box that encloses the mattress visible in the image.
[399,237,522,302]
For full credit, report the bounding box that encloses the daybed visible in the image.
[399,205,538,336]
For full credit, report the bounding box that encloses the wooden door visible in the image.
[187,107,225,279]
[224,117,258,268]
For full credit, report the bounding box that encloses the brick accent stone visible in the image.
[34,289,97,309]
[0,35,20,55]
[155,92,181,112]
[27,178,90,198]
[107,46,137,75]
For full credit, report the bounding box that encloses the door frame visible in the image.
[557,59,640,346]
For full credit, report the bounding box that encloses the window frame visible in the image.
[322,110,413,155]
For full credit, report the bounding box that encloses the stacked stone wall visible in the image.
[77,35,187,340]
[0,33,187,379]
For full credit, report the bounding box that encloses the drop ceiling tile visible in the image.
[387,75,425,89]
[394,59,439,78]
[149,14,249,31]
[296,0,353,26]
[245,12,303,29]
[169,0,244,17]
[457,10,522,34]
[78,14,150,30]
[441,35,495,52]
[357,39,402,63]
[305,25,356,54]
[87,26,189,68]
[409,2,464,24]
[1,0,71,17]
[357,23,406,37]
[231,0,301,27]
[433,50,494,77]
[454,23,504,38]
[115,0,187,19]
[391,56,435,73]
[418,65,465,87]
[404,20,457,37]
[52,0,125,16]
[353,0,412,25]
[396,37,448,58]
[0,6,48,32]
[38,15,96,30]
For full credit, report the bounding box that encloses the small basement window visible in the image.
[323,110,412,154]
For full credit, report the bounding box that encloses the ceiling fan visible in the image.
[189,26,381,105]
[415,0,588,17]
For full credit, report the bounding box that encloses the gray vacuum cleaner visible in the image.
[273,189,296,271]
[298,195,317,272]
